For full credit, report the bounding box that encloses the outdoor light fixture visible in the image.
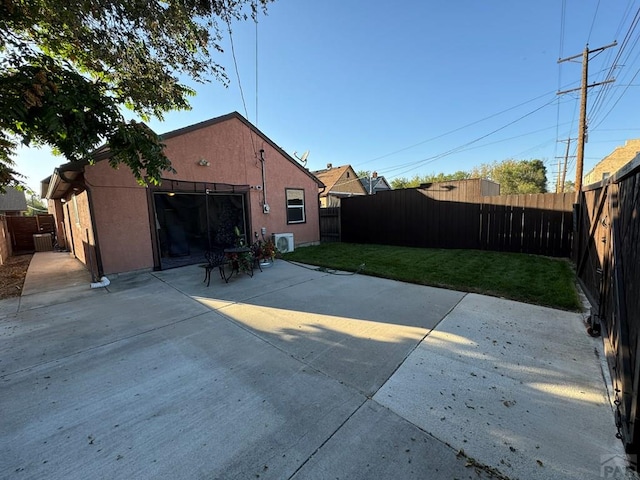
[167,192,176,197]
[197,158,210,167]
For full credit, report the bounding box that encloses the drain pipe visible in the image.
[260,149,269,213]
[90,276,111,289]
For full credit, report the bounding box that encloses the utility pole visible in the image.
[555,138,575,193]
[557,42,616,200]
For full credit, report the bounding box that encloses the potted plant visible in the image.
[254,237,277,266]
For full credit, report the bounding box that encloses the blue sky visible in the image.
[16,0,640,193]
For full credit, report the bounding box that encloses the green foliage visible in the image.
[0,0,272,187]
[390,170,472,189]
[26,193,47,215]
[284,243,581,311]
[391,159,547,194]
[471,159,547,194]
[562,180,575,193]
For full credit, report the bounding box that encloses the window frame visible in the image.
[285,188,306,224]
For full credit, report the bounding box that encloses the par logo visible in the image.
[600,454,636,478]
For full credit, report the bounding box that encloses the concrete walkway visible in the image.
[0,252,632,479]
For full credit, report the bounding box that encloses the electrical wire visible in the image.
[385,97,558,180]
[284,259,365,276]
[224,5,259,160]
[556,0,568,179]
[355,89,561,168]
[588,0,602,43]
[589,6,640,129]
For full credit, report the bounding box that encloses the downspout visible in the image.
[260,149,268,212]
[55,169,107,285]
[83,182,106,283]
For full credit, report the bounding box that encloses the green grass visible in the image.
[283,243,581,311]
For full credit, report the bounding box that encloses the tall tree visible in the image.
[471,159,547,194]
[0,0,271,188]
[390,170,471,189]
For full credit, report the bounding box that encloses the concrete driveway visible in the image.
[0,252,629,479]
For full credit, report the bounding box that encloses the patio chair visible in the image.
[203,249,227,287]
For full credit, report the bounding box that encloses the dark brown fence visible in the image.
[319,207,341,243]
[6,214,56,252]
[575,157,640,453]
[341,189,574,257]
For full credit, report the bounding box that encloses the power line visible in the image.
[225,11,259,159]
[385,97,558,179]
[355,89,560,168]
[587,0,602,43]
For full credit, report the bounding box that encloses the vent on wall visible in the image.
[272,233,294,253]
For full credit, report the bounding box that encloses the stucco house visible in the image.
[312,164,367,207]
[41,112,323,277]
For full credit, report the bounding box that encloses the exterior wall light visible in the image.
[198,158,210,167]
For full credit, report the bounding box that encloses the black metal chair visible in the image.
[203,249,227,287]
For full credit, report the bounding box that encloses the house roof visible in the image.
[312,165,365,195]
[584,138,640,182]
[42,111,324,199]
[359,176,391,193]
[0,187,28,213]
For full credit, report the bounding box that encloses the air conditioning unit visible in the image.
[272,233,294,253]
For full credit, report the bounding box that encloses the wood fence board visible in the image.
[339,192,572,256]
[577,162,640,454]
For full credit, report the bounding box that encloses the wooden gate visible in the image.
[320,207,341,243]
[575,157,640,453]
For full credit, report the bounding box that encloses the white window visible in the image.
[286,189,305,224]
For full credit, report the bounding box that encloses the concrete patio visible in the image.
[0,251,631,479]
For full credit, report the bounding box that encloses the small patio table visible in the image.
[221,246,254,282]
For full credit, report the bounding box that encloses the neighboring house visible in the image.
[414,178,500,201]
[312,164,367,207]
[42,112,324,276]
[359,173,391,195]
[0,187,27,216]
[584,138,640,185]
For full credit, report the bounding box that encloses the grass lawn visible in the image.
[283,243,581,311]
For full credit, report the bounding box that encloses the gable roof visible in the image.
[0,187,28,212]
[312,165,366,195]
[43,111,323,198]
[159,112,323,188]
[359,175,391,194]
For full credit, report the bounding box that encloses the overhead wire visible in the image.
[224,2,259,160]
[556,0,568,189]
[591,4,640,117]
[587,0,602,43]
[589,6,640,124]
[385,97,559,180]
[355,88,562,169]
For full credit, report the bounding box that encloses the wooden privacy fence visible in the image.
[575,157,640,453]
[6,214,56,252]
[340,190,574,257]
[319,207,341,243]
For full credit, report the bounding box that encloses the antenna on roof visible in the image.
[293,150,310,167]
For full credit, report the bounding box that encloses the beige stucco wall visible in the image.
[584,139,640,185]
[74,115,319,275]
